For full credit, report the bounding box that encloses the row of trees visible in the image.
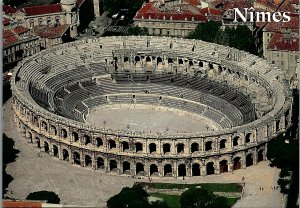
[267,90,299,207]
[107,184,232,208]
[188,22,257,55]
[3,134,19,196]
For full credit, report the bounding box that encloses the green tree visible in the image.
[180,187,215,208]
[26,191,60,204]
[127,26,148,36]
[188,22,221,43]
[3,134,19,196]
[107,184,149,208]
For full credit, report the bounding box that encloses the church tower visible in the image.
[93,0,100,17]
[61,0,78,38]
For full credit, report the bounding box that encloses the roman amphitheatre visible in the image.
[11,36,293,178]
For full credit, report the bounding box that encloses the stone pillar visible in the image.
[201,164,206,176]
[93,0,100,17]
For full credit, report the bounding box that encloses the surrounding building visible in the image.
[3,25,40,67]
[133,0,222,37]
[2,0,101,67]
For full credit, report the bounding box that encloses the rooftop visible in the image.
[20,4,62,16]
[33,24,70,39]
[134,2,208,22]
[267,32,299,51]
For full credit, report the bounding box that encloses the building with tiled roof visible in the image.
[33,24,70,48]
[3,26,40,68]
[4,0,101,39]
[133,0,221,37]
[261,13,299,88]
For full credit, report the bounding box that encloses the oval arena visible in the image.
[11,36,293,178]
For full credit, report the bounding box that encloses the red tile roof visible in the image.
[212,0,253,11]
[267,32,299,51]
[13,26,30,35]
[76,0,85,7]
[264,15,299,32]
[21,4,62,16]
[256,0,299,13]
[34,24,70,38]
[185,0,200,6]
[134,3,207,22]
[3,18,11,26]
[199,7,222,15]
[3,4,17,14]
[3,29,20,48]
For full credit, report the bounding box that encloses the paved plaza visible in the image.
[3,99,284,207]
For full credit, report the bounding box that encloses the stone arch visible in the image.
[53,145,59,157]
[191,143,199,153]
[96,137,103,147]
[219,160,228,173]
[35,137,41,148]
[135,56,140,62]
[108,139,116,149]
[122,141,129,151]
[206,162,214,175]
[146,56,151,62]
[245,133,252,143]
[73,151,81,165]
[176,143,184,154]
[149,143,156,153]
[163,143,171,154]
[62,149,69,161]
[97,157,104,169]
[192,163,200,176]
[178,59,184,65]
[41,121,48,132]
[220,139,226,149]
[50,125,57,135]
[123,161,130,174]
[233,136,239,146]
[157,57,162,64]
[199,61,203,67]
[109,160,118,171]
[258,149,264,163]
[85,155,92,167]
[150,164,158,176]
[205,141,213,151]
[233,157,241,170]
[44,141,49,153]
[72,132,79,142]
[164,164,172,177]
[276,120,280,132]
[167,58,173,64]
[246,153,253,167]
[178,164,186,177]
[61,129,67,138]
[135,142,143,152]
[83,135,91,145]
[136,162,145,175]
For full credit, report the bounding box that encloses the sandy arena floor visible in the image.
[86,105,219,133]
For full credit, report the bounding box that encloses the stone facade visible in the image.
[11,36,293,178]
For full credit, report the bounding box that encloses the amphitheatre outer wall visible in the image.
[11,36,293,178]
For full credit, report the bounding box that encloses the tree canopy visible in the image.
[188,22,257,55]
[3,134,19,196]
[180,187,231,208]
[26,191,60,204]
[127,26,148,36]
